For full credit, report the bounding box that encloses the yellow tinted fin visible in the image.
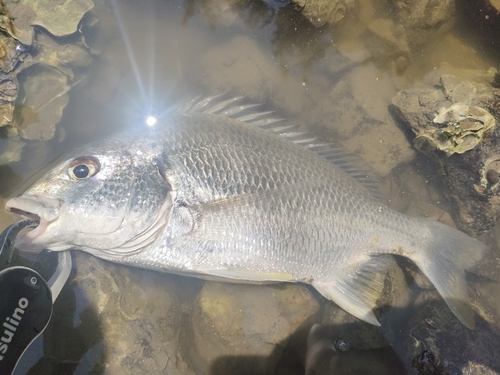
[312,256,396,326]
[200,268,294,283]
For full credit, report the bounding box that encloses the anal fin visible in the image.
[312,256,396,326]
[200,267,294,284]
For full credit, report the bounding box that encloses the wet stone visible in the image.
[191,282,319,374]
[389,296,500,375]
[4,0,94,45]
[36,33,94,77]
[0,102,14,126]
[293,0,355,27]
[201,34,307,114]
[363,18,411,75]
[387,0,456,47]
[0,136,24,164]
[309,62,415,177]
[390,67,500,234]
[0,0,95,164]
[0,75,17,103]
[15,65,70,141]
[0,31,26,73]
[43,253,195,375]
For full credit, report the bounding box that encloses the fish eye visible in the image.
[68,157,100,180]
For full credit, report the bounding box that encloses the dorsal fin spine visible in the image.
[182,95,381,198]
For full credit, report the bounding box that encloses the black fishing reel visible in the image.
[0,220,72,375]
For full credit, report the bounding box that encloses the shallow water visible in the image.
[2,0,500,374]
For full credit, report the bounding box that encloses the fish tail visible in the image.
[410,219,486,329]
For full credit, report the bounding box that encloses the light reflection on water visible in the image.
[2,0,500,374]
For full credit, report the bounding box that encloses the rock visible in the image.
[310,62,415,176]
[4,0,94,45]
[395,296,500,375]
[0,136,24,164]
[0,31,26,74]
[0,102,14,127]
[391,67,500,234]
[41,253,196,375]
[363,18,410,75]
[184,0,242,28]
[0,74,18,104]
[36,33,94,77]
[0,16,29,132]
[15,65,70,141]
[191,282,319,374]
[0,0,95,165]
[387,0,455,46]
[2,1,36,45]
[293,0,355,27]
[201,35,307,114]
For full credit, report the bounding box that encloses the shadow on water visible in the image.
[206,298,500,375]
[454,0,500,62]
[21,293,105,374]
[208,322,407,375]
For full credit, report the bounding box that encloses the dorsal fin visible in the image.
[181,95,382,199]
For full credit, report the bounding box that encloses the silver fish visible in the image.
[6,97,486,328]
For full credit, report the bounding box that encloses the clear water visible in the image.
[1,0,500,374]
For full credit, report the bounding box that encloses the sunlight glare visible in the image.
[146,116,157,126]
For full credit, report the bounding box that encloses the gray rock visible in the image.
[391,67,500,234]
[387,0,455,46]
[398,295,500,375]
[293,0,355,27]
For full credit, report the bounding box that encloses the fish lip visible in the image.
[5,195,61,246]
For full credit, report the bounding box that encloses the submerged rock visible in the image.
[4,0,94,45]
[15,65,70,141]
[41,253,196,375]
[309,62,415,177]
[0,0,95,164]
[387,0,455,47]
[0,136,24,164]
[391,67,500,234]
[191,282,319,374]
[293,0,355,27]
[363,18,411,75]
[399,296,500,375]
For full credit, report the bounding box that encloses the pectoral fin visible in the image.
[312,255,396,326]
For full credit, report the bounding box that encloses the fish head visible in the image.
[6,136,173,256]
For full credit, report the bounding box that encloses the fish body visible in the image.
[6,100,486,328]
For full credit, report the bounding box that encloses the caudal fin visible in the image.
[411,220,486,329]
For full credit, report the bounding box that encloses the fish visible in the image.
[5,96,486,329]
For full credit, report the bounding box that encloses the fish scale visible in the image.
[5,98,486,329]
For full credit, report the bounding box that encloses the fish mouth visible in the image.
[5,196,61,247]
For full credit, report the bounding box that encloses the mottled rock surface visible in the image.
[191,282,320,374]
[391,67,500,234]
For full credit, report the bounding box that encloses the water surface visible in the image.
[2,0,500,374]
